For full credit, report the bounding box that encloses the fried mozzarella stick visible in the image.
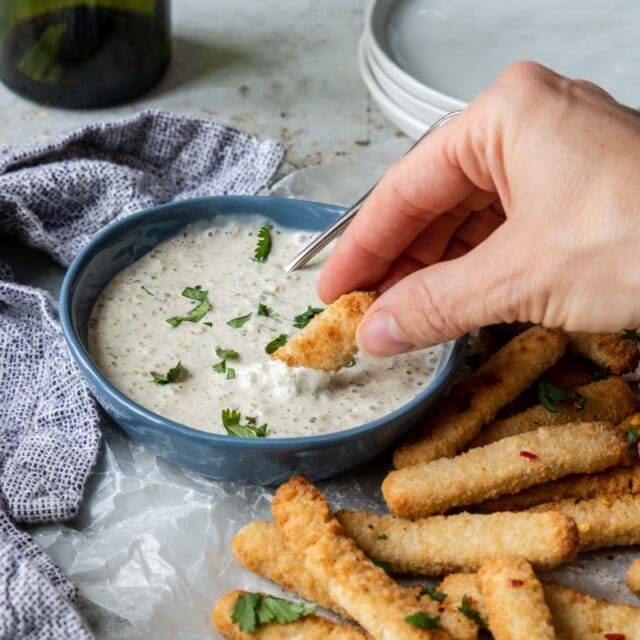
[474,464,640,512]
[336,510,578,574]
[233,521,476,640]
[469,377,638,448]
[478,556,556,640]
[212,590,368,640]
[270,291,376,371]
[383,422,628,518]
[440,573,640,640]
[628,559,640,597]
[566,331,640,374]
[272,476,451,640]
[393,327,567,468]
[528,494,640,551]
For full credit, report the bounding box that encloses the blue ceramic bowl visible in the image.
[60,195,466,485]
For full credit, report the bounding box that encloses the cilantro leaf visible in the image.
[226,367,236,380]
[216,347,239,360]
[166,286,212,327]
[293,306,323,329]
[265,334,287,354]
[231,593,315,632]
[203,321,213,327]
[231,592,261,632]
[377,533,388,540]
[254,224,273,262]
[405,612,441,629]
[371,558,393,574]
[459,595,484,625]
[141,285,154,296]
[256,595,315,626]
[213,360,227,373]
[222,409,267,438]
[345,357,356,368]
[423,584,447,603]
[150,361,183,385]
[626,426,640,450]
[622,329,639,341]
[258,303,277,318]
[228,313,252,328]
[537,380,586,413]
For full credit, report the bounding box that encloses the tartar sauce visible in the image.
[88,217,443,437]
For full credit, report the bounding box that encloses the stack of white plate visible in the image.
[360,0,640,139]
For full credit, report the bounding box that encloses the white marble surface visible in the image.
[0,1,399,638]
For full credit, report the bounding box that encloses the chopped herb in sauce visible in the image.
[226,367,236,380]
[537,380,586,413]
[422,584,447,603]
[345,357,357,368]
[253,224,273,262]
[203,321,213,327]
[231,592,315,633]
[227,312,252,328]
[222,409,267,438]
[293,306,323,329]
[166,286,212,327]
[459,595,484,625]
[265,333,287,354]
[405,612,441,629]
[257,303,277,318]
[213,348,239,378]
[141,285,154,296]
[216,347,239,360]
[150,361,183,385]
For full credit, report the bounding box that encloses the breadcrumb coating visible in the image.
[383,422,628,518]
[627,559,640,597]
[566,331,640,374]
[335,509,577,574]
[470,377,638,448]
[271,291,376,371]
[393,327,567,468]
[272,476,451,640]
[212,589,368,640]
[478,556,556,640]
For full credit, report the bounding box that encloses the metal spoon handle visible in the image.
[283,109,463,273]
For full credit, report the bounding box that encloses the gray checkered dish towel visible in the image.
[0,110,284,639]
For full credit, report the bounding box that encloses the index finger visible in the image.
[317,111,487,302]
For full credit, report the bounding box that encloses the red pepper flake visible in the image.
[467,596,478,605]
[604,635,626,640]
[519,450,538,460]
[509,579,524,587]
[438,606,445,613]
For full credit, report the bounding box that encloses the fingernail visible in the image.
[357,311,414,357]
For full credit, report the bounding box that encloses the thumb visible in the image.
[357,231,531,355]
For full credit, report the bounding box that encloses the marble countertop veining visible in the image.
[0,1,398,637]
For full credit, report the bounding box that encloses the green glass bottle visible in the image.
[0,1,171,108]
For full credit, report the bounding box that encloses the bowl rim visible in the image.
[363,0,468,111]
[60,194,468,449]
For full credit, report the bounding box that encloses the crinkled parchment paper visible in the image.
[31,141,640,639]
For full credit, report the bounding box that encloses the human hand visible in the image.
[318,62,640,356]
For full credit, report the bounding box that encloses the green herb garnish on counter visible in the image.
[166,286,211,327]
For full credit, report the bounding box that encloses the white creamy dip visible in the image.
[88,216,443,437]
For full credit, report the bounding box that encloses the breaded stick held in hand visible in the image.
[628,559,640,597]
[393,327,567,468]
[470,376,638,448]
[233,521,476,640]
[336,510,577,575]
[383,422,629,518]
[212,590,368,640]
[478,556,556,640]
[272,476,451,640]
[528,494,640,551]
[474,464,640,512]
[271,291,376,371]
[566,331,640,374]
